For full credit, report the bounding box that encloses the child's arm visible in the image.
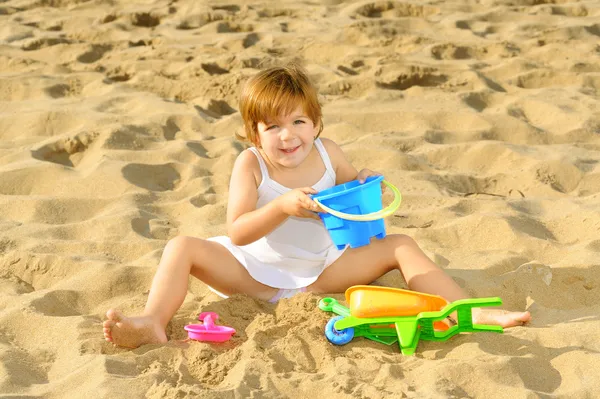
[226,150,322,246]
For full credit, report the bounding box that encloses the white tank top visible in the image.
[234,138,344,288]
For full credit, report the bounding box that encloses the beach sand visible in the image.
[1,0,600,397]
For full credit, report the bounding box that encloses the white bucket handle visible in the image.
[314,180,402,221]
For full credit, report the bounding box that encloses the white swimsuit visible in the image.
[208,139,347,291]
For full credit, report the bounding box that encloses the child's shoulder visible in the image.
[236,147,259,161]
[233,147,262,187]
[319,137,341,153]
[235,147,261,171]
[319,137,344,162]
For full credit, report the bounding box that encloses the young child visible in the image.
[103,64,531,348]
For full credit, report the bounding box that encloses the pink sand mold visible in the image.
[184,312,236,342]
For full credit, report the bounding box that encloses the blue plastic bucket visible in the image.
[312,176,401,249]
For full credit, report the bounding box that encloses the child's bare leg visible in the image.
[309,234,530,327]
[103,236,277,348]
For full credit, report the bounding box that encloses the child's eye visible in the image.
[294,120,305,124]
[266,125,278,131]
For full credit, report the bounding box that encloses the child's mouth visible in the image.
[280,146,300,154]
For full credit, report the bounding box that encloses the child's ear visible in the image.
[314,119,323,139]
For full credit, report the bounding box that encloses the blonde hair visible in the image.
[237,64,323,146]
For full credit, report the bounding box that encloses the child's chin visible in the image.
[280,160,298,167]
[279,158,303,168]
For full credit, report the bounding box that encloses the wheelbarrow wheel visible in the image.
[325,316,354,345]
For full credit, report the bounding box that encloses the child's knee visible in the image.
[386,234,419,250]
[164,235,199,256]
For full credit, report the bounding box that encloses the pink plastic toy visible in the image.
[184,312,236,342]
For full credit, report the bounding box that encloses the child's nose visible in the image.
[279,127,294,140]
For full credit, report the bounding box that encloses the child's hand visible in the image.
[356,168,386,192]
[275,187,324,220]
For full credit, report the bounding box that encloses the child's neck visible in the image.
[261,146,326,189]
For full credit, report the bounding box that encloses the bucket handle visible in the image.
[314,180,402,221]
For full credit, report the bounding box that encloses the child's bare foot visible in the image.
[472,308,531,328]
[103,309,167,349]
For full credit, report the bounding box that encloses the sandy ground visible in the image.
[1,0,600,397]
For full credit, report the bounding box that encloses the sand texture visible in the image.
[1,0,600,397]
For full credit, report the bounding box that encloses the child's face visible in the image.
[256,105,319,169]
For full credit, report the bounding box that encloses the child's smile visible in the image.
[280,146,300,154]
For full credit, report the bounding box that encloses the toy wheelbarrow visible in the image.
[319,285,504,355]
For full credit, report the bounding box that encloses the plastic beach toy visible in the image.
[319,285,504,355]
[184,312,236,342]
[312,176,402,249]
[346,285,448,318]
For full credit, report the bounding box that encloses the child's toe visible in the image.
[106,308,124,322]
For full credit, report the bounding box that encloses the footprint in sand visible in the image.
[519,2,588,17]
[0,257,52,297]
[534,160,582,193]
[512,70,585,89]
[22,19,63,31]
[131,217,176,240]
[214,21,254,33]
[0,344,50,388]
[431,44,477,60]
[21,37,71,51]
[130,12,161,28]
[122,163,182,192]
[187,141,210,158]
[585,240,600,254]
[99,13,117,24]
[455,19,501,38]
[45,80,81,98]
[77,44,112,64]
[0,275,35,296]
[215,32,262,51]
[337,65,359,76]
[193,99,236,119]
[30,290,85,317]
[103,66,133,83]
[31,131,98,168]
[17,0,83,9]
[201,62,229,75]
[343,0,439,19]
[460,91,494,112]
[176,11,226,30]
[375,65,448,90]
[102,125,162,151]
[242,32,260,48]
[257,8,296,18]
[190,191,217,208]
